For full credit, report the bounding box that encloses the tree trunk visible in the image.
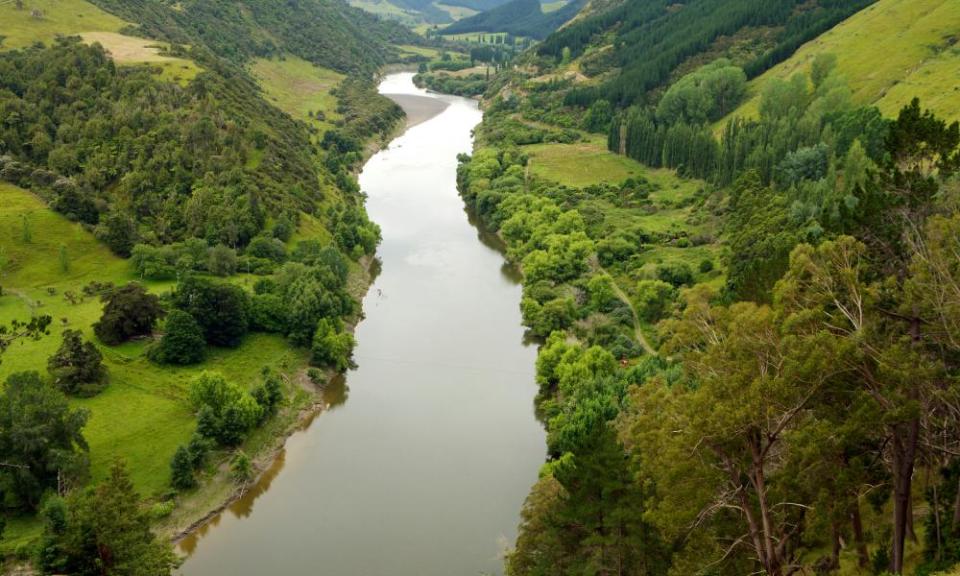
[953,474,960,531]
[890,419,920,574]
[851,501,869,568]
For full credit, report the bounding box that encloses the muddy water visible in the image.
[176,73,545,576]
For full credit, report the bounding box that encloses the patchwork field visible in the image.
[731,0,960,122]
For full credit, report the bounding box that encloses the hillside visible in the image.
[535,0,876,107]
[441,0,586,40]
[0,0,407,562]
[729,0,960,122]
[455,0,960,573]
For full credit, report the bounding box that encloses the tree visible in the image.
[252,368,284,422]
[98,212,138,257]
[0,315,52,363]
[230,451,254,484]
[207,244,238,277]
[0,372,89,509]
[173,276,250,348]
[634,280,675,322]
[38,461,177,575]
[150,310,205,365]
[47,329,107,396]
[94,283,164,345]
[170,446,196,491]
[190,371,262,446]
[311,318,355,372]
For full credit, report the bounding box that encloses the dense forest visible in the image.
[441,0,587,40]
[536,0,875,107]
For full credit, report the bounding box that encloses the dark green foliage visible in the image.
[150,310,206,365]
[169,446,196,491]
[442,0,587,40]
[37,461,176,575]
[548,0,874,108]
[173,276,250,348]
[207,244,238,277]
[97,212,138,258]
[246,236,287,263]
[249,293,288,334]
[0,372,89,510]
[47,329,107,396]
[252,369,284,422]
[655,262,694,288]
[88,0,416,73]
[0,40,315,245]
[93,283,165,346]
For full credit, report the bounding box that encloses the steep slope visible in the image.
[729,0,960,122]
[442,0,586,40]
[538,0,876,107]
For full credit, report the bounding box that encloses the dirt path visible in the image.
[601,266,657,356]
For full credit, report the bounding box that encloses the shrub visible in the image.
[635,280,676,323]
[151,310,205,365]
[207,244,238,277]
[170,446,196,490]
[190,372,262,446]
[173,277,250,348]
[93,283,164,345]
[698,258,715,273]
[656,261,695,287]
[47,329,107,396]
[310,319,355,372]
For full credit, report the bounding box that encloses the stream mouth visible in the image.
[175,73,546,576]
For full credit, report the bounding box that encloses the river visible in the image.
[176,73,545,575]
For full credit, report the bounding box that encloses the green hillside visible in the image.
[730,0,960,121]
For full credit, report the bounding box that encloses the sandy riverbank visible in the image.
[385,93,450,128]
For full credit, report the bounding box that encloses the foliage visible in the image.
[93,283,165,346]
[47,329,107,396]
[173,276,250,348]
[190,371,262,446]
[169,446,196,491]
[310,318,355,372]
[441,0,586,40]
[0,372,89,510]
[36,461,176,575]
[150,310,206,366]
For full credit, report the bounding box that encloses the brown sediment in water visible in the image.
[384,93,450,128]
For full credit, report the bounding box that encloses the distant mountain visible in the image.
[442,0,586,40]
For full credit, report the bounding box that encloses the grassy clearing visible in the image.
[80,31,201,85]
[0,0,126,50]
[249,56,344,135]
[0,183,319,553]
[523,135,646,188]
[348,0,420,25]
[730,0,960,122]
[394,43,442,59]
[433,2,478,20]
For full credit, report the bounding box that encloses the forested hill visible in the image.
[455,0,960,573]
[441,0,587,40]
[536,0,876,107]
[88,0,418,73]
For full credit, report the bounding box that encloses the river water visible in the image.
[176,73,545,575]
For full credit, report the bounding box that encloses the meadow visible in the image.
[0,184,316,554]
[249,56,345,136]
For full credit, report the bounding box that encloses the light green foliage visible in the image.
[634,280,675,323]
[190,371,262,446]
[310,318,355,372]
[656,59,747,124]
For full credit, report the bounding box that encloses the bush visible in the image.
[170,446,196,490]
[252,369,284,422]
[93,283,164,345]
[246,236,287,263]
[47,329,107,396]
[698,258,715,273]
[310,319,355,372]
[249,294,288,333]
[656,261,695,287]
[635,280,676,323]
[207,244,238,277]
[173,277,250,348]
[190,372,262,446]
[151,310,206,365]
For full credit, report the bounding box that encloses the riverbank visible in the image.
[163,81,452,555]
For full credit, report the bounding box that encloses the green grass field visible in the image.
[249,56,345,135]
[433,2,478,20]
[0,183,316,553]
[0,0,126,49]
[730,0,960,122]
[524,135,647,188]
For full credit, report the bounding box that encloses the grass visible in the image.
[0,0,126,50]
[434,2,478,20]
[524,135,647,188]
[729,0,960,122]
[347,0,421,25]
[80,31,201,85]
[394,43,442,59]
[249,56,345,135]
[0,183,319,554]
